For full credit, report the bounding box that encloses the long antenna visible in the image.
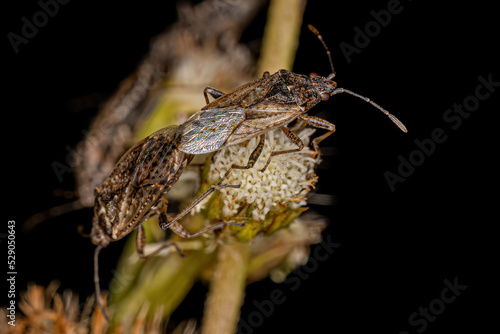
[308,24,408,133]
[22,200,84,232]
[307,24,336,79]
[94,246,110,323]
[333,88,408,133]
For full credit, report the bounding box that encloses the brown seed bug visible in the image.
[91,125,242,321]
[178,24,407,176]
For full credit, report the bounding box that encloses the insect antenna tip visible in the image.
[388,114,408,133]
[307,24,319,35]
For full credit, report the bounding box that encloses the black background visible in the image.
[3,0,498,333]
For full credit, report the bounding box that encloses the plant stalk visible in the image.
[201,239,250,334]
[257,0,306,74]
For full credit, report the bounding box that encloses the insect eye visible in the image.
[309,72,318,78]
[321,92,330,100]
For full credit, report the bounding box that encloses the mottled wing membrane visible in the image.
[179,108,246,154]
[131,126,180,187]
[95,125,192,240]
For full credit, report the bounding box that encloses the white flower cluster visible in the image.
[205,128,319,221]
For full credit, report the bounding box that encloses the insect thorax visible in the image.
[277,70,325,108]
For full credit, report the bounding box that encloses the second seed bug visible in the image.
[91,125,242,321]
[177,24,407,175]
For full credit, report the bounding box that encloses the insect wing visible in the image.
[179,108,245,154]
[227,101,302,146]
[131,126,180,187]
[203,74,280,109]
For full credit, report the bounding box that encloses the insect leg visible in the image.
[159,182,240,231]
[167,219,242,238]
[287,119,308,132]
[259,127,305,172]
[222,134,266,179]
[297,115,336,157]
[203,87,226,104]
[136,223,184,258]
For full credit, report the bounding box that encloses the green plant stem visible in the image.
[110,248,214,325]
[201,239,250,334]
[257,0,306,74]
